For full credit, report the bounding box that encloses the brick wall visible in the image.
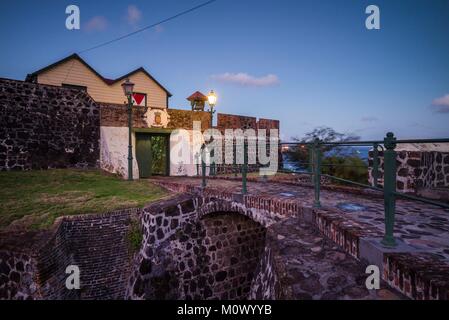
[99,103,211,131]
[0,78,100,171]
[100,104,149,128]
[0,209,138,300]
[167,109,211,130]
[217,113,257,132]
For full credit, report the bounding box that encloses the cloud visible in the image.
[126,5,142,26]
[431,94,449,113]
[360,116,379,122]
[84,16,108,32]
[211,72,280,87]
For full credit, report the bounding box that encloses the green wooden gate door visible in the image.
[136,133,169,178]
[136,134,152,178]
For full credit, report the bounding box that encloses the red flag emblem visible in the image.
[132,93,146,106]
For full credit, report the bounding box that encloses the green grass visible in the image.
[0,169,168,231]
[127,218,143,253]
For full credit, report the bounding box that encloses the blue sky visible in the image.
[0,0,448,140]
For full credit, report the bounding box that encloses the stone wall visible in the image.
[167,109,211,131]
[417,152,449,189]
[100,104,149,128]
[0,209,138,300]
[368,150,449,193]
[248,246,278,299]
[0,78,100,171]
[100,103,211,131]
[2,182,294,301]
[214,114,280,175]
[126,194,277,300]
[0,251,39,300]
[217,113,258,131]
[169,212,266,300]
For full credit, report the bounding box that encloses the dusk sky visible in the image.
[0,0,448,141]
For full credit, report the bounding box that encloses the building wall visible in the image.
[368,150,449,193]
[37,58,168,108]
[0,77,279,178]
[99,104,212,178]
[100,126,139,180]
[0,78,99,171]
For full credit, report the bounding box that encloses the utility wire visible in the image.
[78,0,218,54]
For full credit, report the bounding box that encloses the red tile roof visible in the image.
[187,91,208,101]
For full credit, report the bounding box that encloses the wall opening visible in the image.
[174,212,266,299]
[141,211,267,300]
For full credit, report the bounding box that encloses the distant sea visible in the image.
[282,146,370,172]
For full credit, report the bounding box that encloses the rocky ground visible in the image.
[269,216,403,299]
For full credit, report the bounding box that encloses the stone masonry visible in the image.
[1,178,410,300]
[0,78,100,171]
[126,194,277,300]
[368,150,449,194]
[0,209,137,300]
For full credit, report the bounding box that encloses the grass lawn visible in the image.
[0,169,168,231]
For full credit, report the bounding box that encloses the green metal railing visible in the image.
[198,140,250,194]
[197,132,449,248]
[282,132,449,247]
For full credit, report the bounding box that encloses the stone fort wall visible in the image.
[1,194,279,300]
[0,78,279,177]
[0,78,100,171]
[126,194,277,300]
[0,209,137,300]
[368,150,449,193]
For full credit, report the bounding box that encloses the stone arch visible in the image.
[195,197,273,228]
[170,209,267,299]
[126,195,275,300]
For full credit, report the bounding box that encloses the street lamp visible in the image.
[207,90,217,175]
[207,90,217,128]
[121,78,135,181]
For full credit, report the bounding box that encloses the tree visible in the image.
[287,127,360,165]
[285,127,368,183]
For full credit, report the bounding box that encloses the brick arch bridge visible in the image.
[126,193,278,300]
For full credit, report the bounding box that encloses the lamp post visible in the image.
[121,78,135,181]
[207,90,217,128]
[207,90,217,175]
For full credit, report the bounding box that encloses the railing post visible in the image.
[233,153,237,177]
[381,132,397,247]
[372,143,379,187]
[242,139,248,194]
[307,144,313,176]
[307,144,315,184]
[313,138,321,208]
[201,145,207,188]
[195,153,200,176]
[210,148,216,176]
